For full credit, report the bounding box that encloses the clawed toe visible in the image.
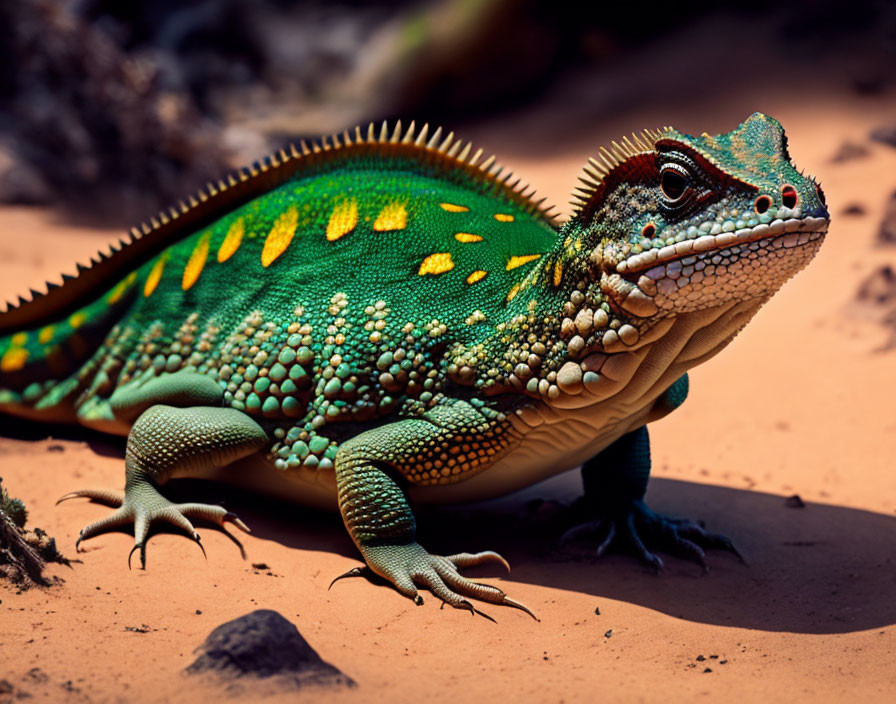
[335,543,537,621]
[563,500,743,572]
[60,485,249,566]
[57,489,125,507]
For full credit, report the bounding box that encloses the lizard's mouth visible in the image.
[616,215,829,277]
[603,215,829,319]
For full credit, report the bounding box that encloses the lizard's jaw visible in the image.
[605,215,829,319]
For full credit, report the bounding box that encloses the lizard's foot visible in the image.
[562,499,743,572]
[330,542,538,622]
[57,485,249,568]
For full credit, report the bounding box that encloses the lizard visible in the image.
[0,112,829,618]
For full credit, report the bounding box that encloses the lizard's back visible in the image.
[0,126,558,493]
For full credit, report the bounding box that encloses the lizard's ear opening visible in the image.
[569,127,668,224]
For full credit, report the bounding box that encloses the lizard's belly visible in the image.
[203,399,651,510]
[203,357,671,509]
[204,453,340,510]
[410,399,653,504]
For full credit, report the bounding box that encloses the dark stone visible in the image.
[856,266,896,308]
[877,192,896,245]
[871,125,896,149]
[840,203,866,216]
[828,141,869,163]
[785,495,806,509]
[186,610,354,688]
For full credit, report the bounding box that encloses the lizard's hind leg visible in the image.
[59,404,268,567]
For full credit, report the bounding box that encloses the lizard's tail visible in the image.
[0,277,135,423]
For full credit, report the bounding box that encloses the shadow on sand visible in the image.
[170,468,896,636]
[3,417,893,635]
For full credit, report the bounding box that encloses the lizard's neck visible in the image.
[446,219,654,394]
[448,215,769,411]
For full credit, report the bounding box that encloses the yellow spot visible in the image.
[261,206,299,267]
[10,332,27,347]
[217,218,244,262]
[107,279,129,304]
[182,231,211,290]
[506,254,541,270]
[553,261,563,287]
[455,232,483,243]
[494,213,514,222]
[326,199,358,241]
[69,312,86,329]
[143,255,167,297]
[373,202,408,232]
[440,203,469,213]
[418,253,455,276]
[506,283,521,302]
[38,326,55,344]
[0,347,28,372]
[466,270,487,284]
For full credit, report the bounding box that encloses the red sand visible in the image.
[1,90,895,702]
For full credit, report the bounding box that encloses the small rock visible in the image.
[604,629,612,638]
[828,141,869,163]
[26,668,47,684]
[877,192,896,245]
[871,124,896,149]
[696,654,706,661]
[251,563,270,571]
[187,610,354,689]
[785,495,806,509]
[840,203,866,216]
[703,667,713,673]
[594,606,600,616]
[856,265,896,308]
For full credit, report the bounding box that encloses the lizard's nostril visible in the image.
[781,185,798,209]
[754,195,771,214]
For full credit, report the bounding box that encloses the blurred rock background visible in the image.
[0,0,894,222]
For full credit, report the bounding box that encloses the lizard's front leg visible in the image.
[563,424,743,570]
[333,397,536,620]
[59,372,268,566]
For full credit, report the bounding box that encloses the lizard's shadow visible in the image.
[213,469,896,636]
[5,416,891,635]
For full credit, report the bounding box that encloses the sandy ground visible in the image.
[2,51,896,701]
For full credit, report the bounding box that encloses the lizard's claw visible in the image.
[58,487,249,568]
[561,499,744,572]
[331,543,538,621]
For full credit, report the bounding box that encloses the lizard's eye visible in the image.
[660,164,689,203]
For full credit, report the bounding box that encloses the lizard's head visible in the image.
[567,112,828,341]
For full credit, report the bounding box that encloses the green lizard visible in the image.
[0,113,828,618]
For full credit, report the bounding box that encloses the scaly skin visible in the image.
[0,114,829,619]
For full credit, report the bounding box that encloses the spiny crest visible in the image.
[570,126,670,219]
[0,121,556,334]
